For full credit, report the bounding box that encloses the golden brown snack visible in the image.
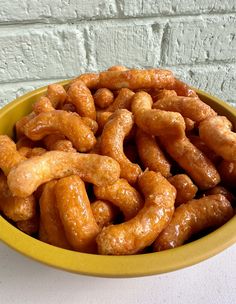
[43,134,76,153]
[7,151,121,197]
[89,136,101,154]
[168,174,198,206]
[136,128,171,177]
[15,112,36,139]
[96,171,176,255]
[96,111,112,134]
[132,91,186,138]
[100,109,141,184]
[16,216,39,235]
[0,174,36,222]
[205,186,235,204]
[93,88,114,109]
[106,88,135,112]
[55,175,99,253]
[81,117,98,134]
[98,69,175,90]
[184,118,195,132]
[18,147,46,158]
[151,89,177,102]
[91,200,118,228]
[94,178,143,220]
[70,73,99,89]
[32,96,54,114]
[0,135,26,175]
[173,78,197,97]
[153,96,216,122]
[23,110,96,152]
[154,194,234,251]
[39,180,71,249]
[218,160,236,188]
[61,103,76,112]
[199,116,236,161]
[16,137,36,150]
[67,81,96,120]
[46,84,67,108]
[107,65,128,72]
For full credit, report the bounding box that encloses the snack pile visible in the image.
[0,66,235,255]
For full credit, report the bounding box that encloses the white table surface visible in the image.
[0,241,236,304]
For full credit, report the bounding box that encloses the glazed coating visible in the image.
[168,174,198,206]
[39,180,71,249]
[154,194,234,251]
[61,103,76,112]
[15,112,36,139]
[55,175,99,252]
[218,160,236,188]
[107,65,128,72]
[100,109,142,184]
[96,111,112,134]
[106,88,135,112]
[16,137,36,150]
[94,178,143,220]
[70,73,100,89]
[67,80,96,120]
[0,135,26,175]
[98,69,175,90]
[93,88,114,109]
[46,84,67,108]
[0,174,36,222]
[91,200,118,228]
[172,79,197,97]
[205,186,235,204]
[18,147,46,158]
[199,116,236,161]
[96,171,176,255]
[153,96,216,122]
[43,134,76,152]
[184,118,195,132]
[23,110,96,152]
[136,128,171,177]
[151,89,177,102]
[7,151,121,197]
[16,216,39,235]
[131,91,186,138]
[33,96,54,114]
[161,136,220,190]
[81,117,98,134]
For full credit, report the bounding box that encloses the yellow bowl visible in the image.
[0,81,236,278]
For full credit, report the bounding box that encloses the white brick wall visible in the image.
[0,0,235,107]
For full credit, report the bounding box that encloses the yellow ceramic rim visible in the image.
[0,81,236,278]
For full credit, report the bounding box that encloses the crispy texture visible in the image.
[107,65,128,72]
[168,174,198,206]
[184,118,195,132]
[55,175,99,252]
[67,81,96,120]
[81,117,98,134]
[0,174,36,221]
[94,178,143,220]
[96,111,112,134]
[154,194,234,251]
[218,160,236,188]
[15,112,36,139]
[172,79,197,97]
[18,147,46,158]
[199,116,236,161]
[0,135,26,175]
[16,216,39,235]
[136,128,171,177]
[96,171,176,255]
[46,84,67,108]
[101,109,141,184]
[70,73,100,89]
[91,200,118,228]
[43,134,76,152]
[23,110,96,152]
[150,89,177,102]
[33,96,54,114]
[93,88,114,109]
[7,151,121,197]
[39,181,71,249]
[205,186,235,204]
[106,88,135,112]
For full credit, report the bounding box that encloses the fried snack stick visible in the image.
[96,111,112,134]
[153,96,216,122]
[46,84,67,108]
[7,151,121,197]
[154,194,234,251]
[32,96,54,114]
[55,175,99,253]
[23,110,96,152]
[43,134,76,153]
[67,80,96,120]
[151,89,177,102]
[218,160,236,188]
[168,174,198,206]
[106,88,135,112]
[15,112,36,139]
[0,174,36,222]
[136,128,171,177]
[107,65,128,72]
[205,186,235,204]
[173,79,197,97]
[69,73,100,89]
[94,179,143,220]
[39,181,71,249]
[16,216,39,235]
[16,137,36,150]
[131,91,186,138]
[199,116,236,161]
[184,118,195,132]
[18,147,46,158]
[93,88,114,109]
[100,109,141,184]
[91,200,118,229]
[0,135,26,175]
[96,171,176,255]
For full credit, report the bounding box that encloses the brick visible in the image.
[0,26,86,82]
[120,0,236,17]
[0,0,117,23]
[162,15,236,65]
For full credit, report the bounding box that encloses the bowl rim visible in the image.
[0,81,236,278]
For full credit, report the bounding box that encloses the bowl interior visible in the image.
[0,82,236,277]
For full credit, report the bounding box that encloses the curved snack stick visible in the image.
[46,84,67,108]
[100,109,141,184]
[89,136,101,154]
[0,135,26,175]
[218,160,236,188]
[81,117,98,134]
[23,110,96,152]
[43,134,76,152]
[168,174,198,206]
[93,88,114,109]
[67,80,96,120]
[96,111,112,134]
[199,116,236,161]
[7,151,121,197]
[154,194,234,251]
[39,180,71,249]
[136,128,171,177]
[184,118,195,132]
[98,69,175,90]
[205,186,235,204]
[94,178,143,220]
[131,91,186,138]
[96,171,176,255]
[153,96,216,122]
[16,216,39,235]
[55,175,99,253]
[18,147,46,158]
[151,89,177,102]
[0,174,36,222]
[107,65,128,72]
[70,73,99,89]
[15,112,36,139]
[91,200,118,228]
[32,96,54,114]
[106,88,135,112]
[173,79,197,97]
